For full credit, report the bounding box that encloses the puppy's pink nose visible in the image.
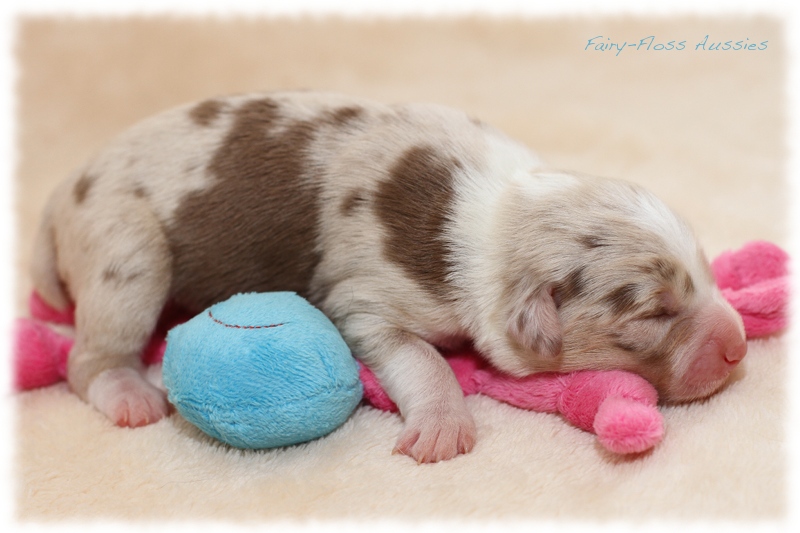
[707,322,747,366]
[723,335,747,364]
[704,306,748,366]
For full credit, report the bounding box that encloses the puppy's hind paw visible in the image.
[87,367,170,427]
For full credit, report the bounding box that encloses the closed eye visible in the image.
[637,307,677,321]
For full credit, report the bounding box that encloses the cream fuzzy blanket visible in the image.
[13,16,787,521]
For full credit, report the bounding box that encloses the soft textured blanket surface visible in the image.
[13,16,787,521]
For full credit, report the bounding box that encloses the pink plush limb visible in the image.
[555,370,658,432]
[721,277,789,337]
[711,240,788,291]
[473,367,663,453]
[471,369,569,414]
[711,241,790,338]
[13,318,72,390]
[594,397,664,454]
[476,368,658,431]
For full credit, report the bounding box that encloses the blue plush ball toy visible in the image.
[162,292,363,449]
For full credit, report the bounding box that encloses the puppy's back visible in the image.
[37,91,501,315]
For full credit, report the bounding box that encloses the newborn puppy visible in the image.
[31,91,746,462]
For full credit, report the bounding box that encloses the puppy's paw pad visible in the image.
[394,412,476,464]
[87,367,169,427]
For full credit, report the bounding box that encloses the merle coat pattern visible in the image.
[32,92,747,463]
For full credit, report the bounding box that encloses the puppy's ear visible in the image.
[506,284,562,358]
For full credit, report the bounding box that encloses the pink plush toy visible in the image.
[711,240,790,337]
[13,241,789,455]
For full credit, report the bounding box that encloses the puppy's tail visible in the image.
[30,199,70,311]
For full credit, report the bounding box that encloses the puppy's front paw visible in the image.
[87,367,170,427]
[393,410,477,464]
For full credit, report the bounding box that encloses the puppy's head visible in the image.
[492,172,746,403]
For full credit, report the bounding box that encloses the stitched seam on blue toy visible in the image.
[208,310,285,329]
